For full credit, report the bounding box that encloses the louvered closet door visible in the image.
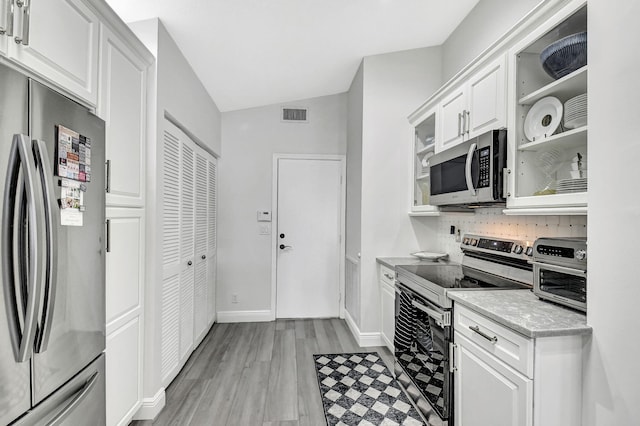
[207,157,218,324]
[193,147,209,342]
[180,140,196,360]
[160,127,182,384]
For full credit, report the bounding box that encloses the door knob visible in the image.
[279,244,292,250]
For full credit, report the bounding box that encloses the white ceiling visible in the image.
[106,0,479,112]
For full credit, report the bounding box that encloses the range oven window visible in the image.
[395,285,451,421]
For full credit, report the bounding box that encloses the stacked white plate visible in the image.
[556,177,588,193]
[564,93,587,129]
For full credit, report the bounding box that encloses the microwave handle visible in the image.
[465,142,477,196]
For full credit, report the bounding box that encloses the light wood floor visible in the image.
[131,319,394,426]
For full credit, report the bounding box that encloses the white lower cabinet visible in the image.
[105,208,145,426]
[454,332,532,426]
[453,304,583,426]
[379,264,395,351]
[106,317,143,426]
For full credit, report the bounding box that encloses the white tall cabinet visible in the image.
[160,121,217,387]
[97,10,153,426]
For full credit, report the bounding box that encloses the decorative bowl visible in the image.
[540,32,587,79]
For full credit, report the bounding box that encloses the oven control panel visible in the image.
[533,237,587,266]
[461,234,533,260]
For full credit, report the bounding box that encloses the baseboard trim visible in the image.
[216,309,273,323]
[344,310,383,347]
[132,388,165,420]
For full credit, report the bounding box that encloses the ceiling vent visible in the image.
[281,107,308,123]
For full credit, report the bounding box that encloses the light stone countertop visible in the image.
[447,289,592,338]
[376,257,453,269]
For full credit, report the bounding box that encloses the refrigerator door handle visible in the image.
[33,139,58,353]
[1,134,46,362]
[46,371,99,426]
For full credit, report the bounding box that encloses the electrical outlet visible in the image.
[232,294,238,304]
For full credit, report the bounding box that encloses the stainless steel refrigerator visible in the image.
[0,62,105,425]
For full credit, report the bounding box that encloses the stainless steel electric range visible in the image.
[393,234,534,426]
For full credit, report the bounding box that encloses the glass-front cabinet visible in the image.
[506,0,587,214]
[410,106,439,215]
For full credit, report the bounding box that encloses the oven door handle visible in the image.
[411,299,449,326]
[529,260,586,277]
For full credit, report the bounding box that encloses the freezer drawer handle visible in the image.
[33,139,59,353]
[1,134,46,363]
[46,371,99,426]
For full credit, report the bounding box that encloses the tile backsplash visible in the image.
[435,208,587,263]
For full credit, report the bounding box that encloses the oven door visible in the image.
[394,283,452,422]
[532,262,587,311]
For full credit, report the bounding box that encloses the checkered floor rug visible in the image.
[313,352,425,426]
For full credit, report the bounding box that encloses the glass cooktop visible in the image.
[397,263,530,290]
[397,264,465,289]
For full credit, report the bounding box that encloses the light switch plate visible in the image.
[259,224,271,235]
[257,210,272,222]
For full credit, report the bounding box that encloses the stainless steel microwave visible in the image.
[429,129,507,206]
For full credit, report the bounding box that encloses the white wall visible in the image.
[357,47,443,334]
[130,19,222,156]
[583,1,640,423]
[345,62,364,326]
[441,0,541,82]
[128,18,222,414]
[346,63,364,261]
[218,93,347,316]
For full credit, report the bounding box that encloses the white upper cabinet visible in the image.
[99,23,148,207]
[7,0,99,105]
[437,55,507,152]
[467,56,506,137]
[505,1,587,214]
[439,87,467,150]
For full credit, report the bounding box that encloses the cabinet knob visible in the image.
[187,260,193,266]
[202,255,206,260]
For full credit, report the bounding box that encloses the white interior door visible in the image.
[276,158,342,318]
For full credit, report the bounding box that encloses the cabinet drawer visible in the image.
[379,264,396,286]
[454,304,533,377]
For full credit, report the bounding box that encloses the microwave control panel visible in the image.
[478,147,490,188]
